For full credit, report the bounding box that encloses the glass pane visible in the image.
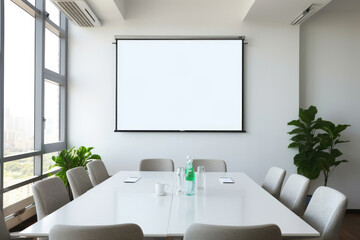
[3,183,33,208]
[4,0,35,156]
[43,152,59,173]
[44,81,60,143]
[4,157,35,188]
[46,0,60,25]
[45,28,60,73]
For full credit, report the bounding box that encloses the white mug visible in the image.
[155,183,169,196]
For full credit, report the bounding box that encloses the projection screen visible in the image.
[115,37,244,132]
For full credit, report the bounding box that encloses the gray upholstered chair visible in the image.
[279,174,310,216]
[32,177,70,220]
[184,223,282,240]
[49,223,144,240]
[192,159,227,172]
[86,160,110,186]
[139,158,174,172]
[1,209,34,240]
[262,167,286,199]
[66,167,93,198]
[0,209,11,240]
[303,186,347,240]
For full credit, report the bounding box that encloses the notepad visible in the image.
[124,177,141,183]
[219,177,234,184]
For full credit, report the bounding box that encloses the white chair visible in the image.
[184,223,282,240]
[87,160,110,186]
[262,167,286,199]
[49,223,144,240]
[279,174,310,216]
[139,158,174,172]
[32,177,70,220]
[192,159,227,172]
[66,167,93,198]
[303,186,347,240]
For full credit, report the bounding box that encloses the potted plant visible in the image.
[288,106,350,186]
[49,146,101,196]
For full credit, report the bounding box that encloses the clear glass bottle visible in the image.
[185,156,195,196]
[197,166,205,190]
[176,167,185,194]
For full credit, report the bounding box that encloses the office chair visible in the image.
[279,174,310,216]
[192,159,227,172]
[49,223,144,240]
[262,167,286,199]
[32,177,70,220]
[139,158,174,172]
[87,160,110,186]
[184,223,282,240]
[303,186,347,240]
[66,167,93,198]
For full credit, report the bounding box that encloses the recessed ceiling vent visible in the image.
[51,0,101,27]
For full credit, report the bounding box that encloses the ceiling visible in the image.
[84,0,332,25]
[244,0,332,24]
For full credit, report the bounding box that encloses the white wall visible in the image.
[300,0,360,208]
[68,4,300,194]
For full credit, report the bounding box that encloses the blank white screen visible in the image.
[116,39,243,131]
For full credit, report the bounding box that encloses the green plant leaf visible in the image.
[334,140,350,145]
[331,148,343,158]
[90,154,101,160]
[288,142,303,148]
[288,128,304,135]
[290,134,307,142]
[334,160,348,166]
[334,124,350,136]
[288,120,305,128]
[48,146,102,187]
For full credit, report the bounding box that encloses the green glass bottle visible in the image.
[185,156,195,196]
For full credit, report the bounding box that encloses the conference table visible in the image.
[19,171,319,239]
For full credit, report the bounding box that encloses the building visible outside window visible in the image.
[0,0,67,227]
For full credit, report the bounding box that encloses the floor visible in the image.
[10,213,360,239]
[339,213,360,240]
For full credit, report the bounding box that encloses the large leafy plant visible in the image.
[50,146,101,187]
[288,106,350,186]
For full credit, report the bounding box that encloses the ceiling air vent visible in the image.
[51,0,101,27]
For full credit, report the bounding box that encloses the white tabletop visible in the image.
[19,171,319,238]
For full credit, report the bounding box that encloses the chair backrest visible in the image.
[262,167,286,199]
[184,223,282,240]
[49,223,144,240]
[0,209,10,240]
[192,159,227,172]
[139,159,174,172]
[87,160,110,186]
[32,177,71,220]
[303,186,347,240]
[66,167,93,199]
[279,174,310,216]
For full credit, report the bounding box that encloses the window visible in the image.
[3,0,35,156]
[0,0,67,228]
[43,152,59,174]
[45,28,60,73]
[44,80,60,144]
[3,183,33,208]
[4,157,34,188]
[46,0,60,25]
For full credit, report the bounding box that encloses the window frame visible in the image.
[0,0,67,226]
